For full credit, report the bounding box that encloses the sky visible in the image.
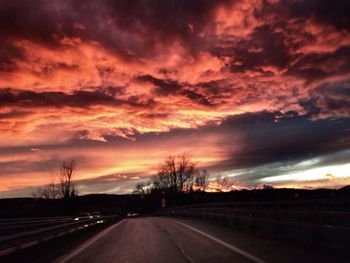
[0,0,350,197]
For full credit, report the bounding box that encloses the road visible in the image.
[56,217,347,263]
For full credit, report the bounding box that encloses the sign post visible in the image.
[161,198,166,208]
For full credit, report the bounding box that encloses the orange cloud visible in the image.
[0,0,350,196]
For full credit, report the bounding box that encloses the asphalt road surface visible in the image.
[56,217,347,263]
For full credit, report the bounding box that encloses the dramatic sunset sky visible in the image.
[1,0,350,197]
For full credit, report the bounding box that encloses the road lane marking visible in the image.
[55,219,125,263]
[161,225,196,263]
[169,219,266,263]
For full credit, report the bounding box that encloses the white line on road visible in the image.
[161,226,196,263]
[55,219,125,263]
[170,219,266,263]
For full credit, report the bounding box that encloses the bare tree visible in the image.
[152,170,172,192]
[214,176,234,192]
[32,173,60,199]
[194,169,209,191]
[152,153,196,195]
[59,159,77,199]
[44,182,60,199]
[32,184,56,199]
[133,181,151,195]
[32,160,77,199]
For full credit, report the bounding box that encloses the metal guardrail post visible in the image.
[159,200,350,250]
[0,215,119,256]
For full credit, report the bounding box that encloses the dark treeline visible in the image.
[0,194,139,218]
[131,153,209,212]
[1,187,349,218]
[32,159,78,199]
[134,186,350,214]
[133,154,208,197]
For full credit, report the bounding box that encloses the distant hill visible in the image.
[339,185,350,191]
[0,194,137,218]
[0,188,349,218]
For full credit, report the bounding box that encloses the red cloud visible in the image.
[0,0,350,194]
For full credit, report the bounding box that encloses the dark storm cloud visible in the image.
[73,0,231,58]
[96,86,125,97]
[137,74,214,106]
[1,0,349,90]
[196,80,233,101]
[306,0,350,30]
[0,41,25,72]
[212,149,350,186]
[208,1,350,85]
[0,0,231,61]
[261,0,350,31]
[0,89,117,108]
[0,89,155,109]
[306,80,350,118]
[205,111,350,171]
[287,47,350,83]
[214,25,291,73]
[180,88,214,106]
[0,0,348,66]
[136,75,182,96]
[0,1,62,45]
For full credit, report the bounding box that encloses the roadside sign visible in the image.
[161,198,166,208]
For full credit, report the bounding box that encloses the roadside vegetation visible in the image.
[131,153,253,210]
[32,159,77,199]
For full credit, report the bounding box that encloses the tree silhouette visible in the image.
[214,175,234,192]
[152,153,197,195]
[133,181,151,195]
[32,159,77,199]
[194,169,209,191]
[59,159,77,199]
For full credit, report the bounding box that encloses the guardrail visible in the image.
[0,215,119,256]
[157,199,350,250]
